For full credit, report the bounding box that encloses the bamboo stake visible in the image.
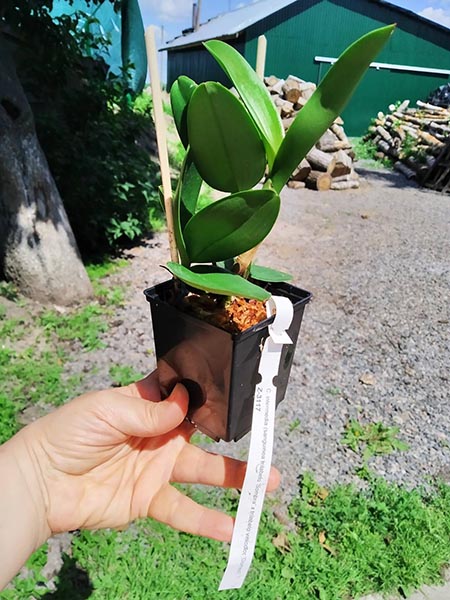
[145,26,178,264]
[255,35,267,81]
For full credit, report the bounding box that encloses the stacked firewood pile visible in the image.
[362,99,450,180]
[264,75,359,191]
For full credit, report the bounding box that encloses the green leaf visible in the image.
[157,185,165,212]
[249,264,292,283]
[166,262,271,301]
[270,24,396,192]
[183,189,280,263]
[204,40,284,169]
[179,150,203,228]
[187,82,266,193]
[170,76,197,148]
[172,160,189,266]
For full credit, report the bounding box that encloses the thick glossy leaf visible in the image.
[270,25,395,192]
[187,82,266,192]
[204,40,284,168]
[183,189,280,263]
[170,76,197,148]
[166,262,271,301]
[179,151,203,228]
[249,264,292,283]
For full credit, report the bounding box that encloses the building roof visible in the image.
[164,0,297,50]
[164,0,450,52]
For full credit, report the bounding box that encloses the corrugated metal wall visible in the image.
[244,0,450,134]
[167,38,245,89]
[166,0,450,135]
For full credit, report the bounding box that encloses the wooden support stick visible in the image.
[145,26,178,264]
[255,35,267,81]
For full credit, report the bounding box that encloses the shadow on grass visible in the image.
[42,556,93,600]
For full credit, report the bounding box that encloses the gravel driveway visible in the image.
[73,167,450,503]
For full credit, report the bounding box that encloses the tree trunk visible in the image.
[0,37,93,305]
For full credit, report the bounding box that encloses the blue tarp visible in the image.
[52,0,146,93]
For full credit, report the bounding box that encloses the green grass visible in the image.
[0,393,21,445]
[0,315,27,341]
[0,281,19,301]
[3,478,450,599]
[109,364,145,387]
[39,305,108,351]
[0,343,79,443]
[0,345,81,430]
[85,258,129,281]
[0,292,111,447]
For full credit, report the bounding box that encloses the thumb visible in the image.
[105,383,189,438]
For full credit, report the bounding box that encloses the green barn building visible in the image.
[164,0,450,135]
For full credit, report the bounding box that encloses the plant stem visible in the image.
[236,177,274,276]
[236,246,259,277]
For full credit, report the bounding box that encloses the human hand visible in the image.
[9,371,280,545]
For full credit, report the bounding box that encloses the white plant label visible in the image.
[219,296,294,591]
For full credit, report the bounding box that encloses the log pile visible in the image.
[264,74,360,191]
[362,99,450,180]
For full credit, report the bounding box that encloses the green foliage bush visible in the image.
[3,1,162,255]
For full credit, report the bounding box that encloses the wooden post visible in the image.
[255,35,267,81]
[145,26,178,264]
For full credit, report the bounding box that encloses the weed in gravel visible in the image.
[93,284,126,307]
[289,418,301,433]
[326,386,342,396]
[109,364,145,387]
[342,419,409,463]
[85,257,128,307]
[190,431,215,446]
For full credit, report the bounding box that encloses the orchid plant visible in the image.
[165,25,395,301]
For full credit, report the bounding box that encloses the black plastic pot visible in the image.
[144,280,311,442]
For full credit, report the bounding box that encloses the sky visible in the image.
[137,0,450,46]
